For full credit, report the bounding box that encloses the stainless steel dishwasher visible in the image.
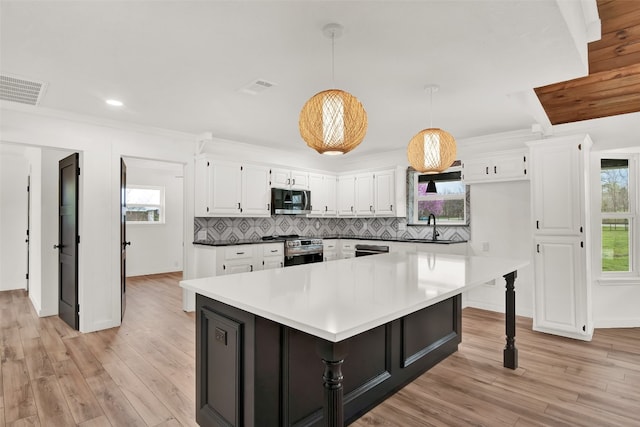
[355,244,390,257]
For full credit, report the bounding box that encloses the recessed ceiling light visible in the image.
[106,99,124,107]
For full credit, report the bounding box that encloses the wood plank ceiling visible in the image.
[535,0,640,125]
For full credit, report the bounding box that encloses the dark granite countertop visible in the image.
[193,236,467,247]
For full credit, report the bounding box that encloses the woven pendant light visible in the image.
[299,23,367,155]
[407,85,456,173]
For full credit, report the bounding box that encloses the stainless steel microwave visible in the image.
[271,188,311,215]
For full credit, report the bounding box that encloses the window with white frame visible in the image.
[600,156,637,274]
[413,167,467,225]
[125,186,165,224]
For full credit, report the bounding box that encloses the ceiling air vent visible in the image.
[239,79,276,95]
[0,74,48,106]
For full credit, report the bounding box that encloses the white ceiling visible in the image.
[1,1,602,156]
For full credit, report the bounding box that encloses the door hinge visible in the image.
[26,229,29,236]
[27,185,30,192]
[77,167,81,176]
[77,235,81,244]
[77,304,80,315]
[582,325,586,332]
[26,273,29,279]
[578,143,582,150]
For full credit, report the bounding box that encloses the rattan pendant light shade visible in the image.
[299,23,367,155]
[299,89,368,155]
[407,128,457,173]
[407,85,456,173]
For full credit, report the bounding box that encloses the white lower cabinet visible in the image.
[533,236,589,338]
[323,239,338,262]
[261,243,284,270]
[217,246,256,275]
[341,241,355,259]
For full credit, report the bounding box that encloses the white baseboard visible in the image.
[594,319,640,328]
[464,300,533,318]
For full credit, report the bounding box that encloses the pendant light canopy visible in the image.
[299,23,368,155]
[407,85,456,173]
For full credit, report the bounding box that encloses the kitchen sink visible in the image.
[404,238,460,244]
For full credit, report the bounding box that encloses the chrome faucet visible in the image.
[427,213,440,241]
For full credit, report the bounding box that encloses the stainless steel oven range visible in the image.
[261,235,323,266]
[284,237,323,266]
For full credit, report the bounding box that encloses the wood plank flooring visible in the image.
[1,272,639,426]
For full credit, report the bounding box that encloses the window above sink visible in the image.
[406,162,469,227]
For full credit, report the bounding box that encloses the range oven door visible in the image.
[355,244,390,257]
[284,252,323,267]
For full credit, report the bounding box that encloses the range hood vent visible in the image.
[0,74,48,106]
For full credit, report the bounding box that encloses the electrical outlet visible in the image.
[482,242,490,252]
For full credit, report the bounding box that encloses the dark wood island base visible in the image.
[196,294,463,427]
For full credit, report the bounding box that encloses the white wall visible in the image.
[464,181,534,317]
[124,159,184,277]
[0,107,195,333]
[0,144,29,291]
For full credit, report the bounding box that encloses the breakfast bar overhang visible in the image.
[180,252,528,427]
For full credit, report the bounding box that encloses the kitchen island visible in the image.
[180,252,527,427]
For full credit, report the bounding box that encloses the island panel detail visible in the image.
[196,293,461,427]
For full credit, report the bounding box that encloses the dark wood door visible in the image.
[57,153,80,330]
[121,158,128,320]
[26,175,31,291]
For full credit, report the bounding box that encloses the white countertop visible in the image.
[180,252,528,342]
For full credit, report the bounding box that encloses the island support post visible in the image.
[316,340,349,427]
[503,271,518,369]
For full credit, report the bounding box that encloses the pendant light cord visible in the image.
[331,31,336,88]
[429,87,433,128]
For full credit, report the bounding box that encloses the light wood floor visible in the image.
[1,273,639,426]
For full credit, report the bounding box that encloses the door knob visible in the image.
[123,241,131,247]
[53,244,64,249]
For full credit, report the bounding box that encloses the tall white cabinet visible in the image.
[528,135,593,341]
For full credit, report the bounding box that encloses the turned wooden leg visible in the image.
[317,340,348,427]
[503,270,518,369]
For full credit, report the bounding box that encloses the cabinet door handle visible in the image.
[292,178,296,185]
[271,249,278,253]
[236,252,245,255]
[536,220,539,229]
[250,265,253,272]
[351,206,354,212]
[325,206,328,212]
[536,244,540,253]
[370,205,373,212]
[485,166,489,175]
[494,166,497,174]
[280,262,283,268]
[267,203,270,211]
[390,204,393,210]
[237,203,241,209]
[287,178,290,185]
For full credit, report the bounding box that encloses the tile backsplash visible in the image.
[194,216,470,243]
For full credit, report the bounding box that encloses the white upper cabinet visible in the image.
[355,173,375,215]
[374,169,396,216]
[309,173,337,216]
[340,169,396,217]
[337,175,357,216]
[530,141,584,235]
[271,168,309,190]
[195,157,270,217]
[210,161,243,215]
[462,150,528,184]
[241,164,271,216]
